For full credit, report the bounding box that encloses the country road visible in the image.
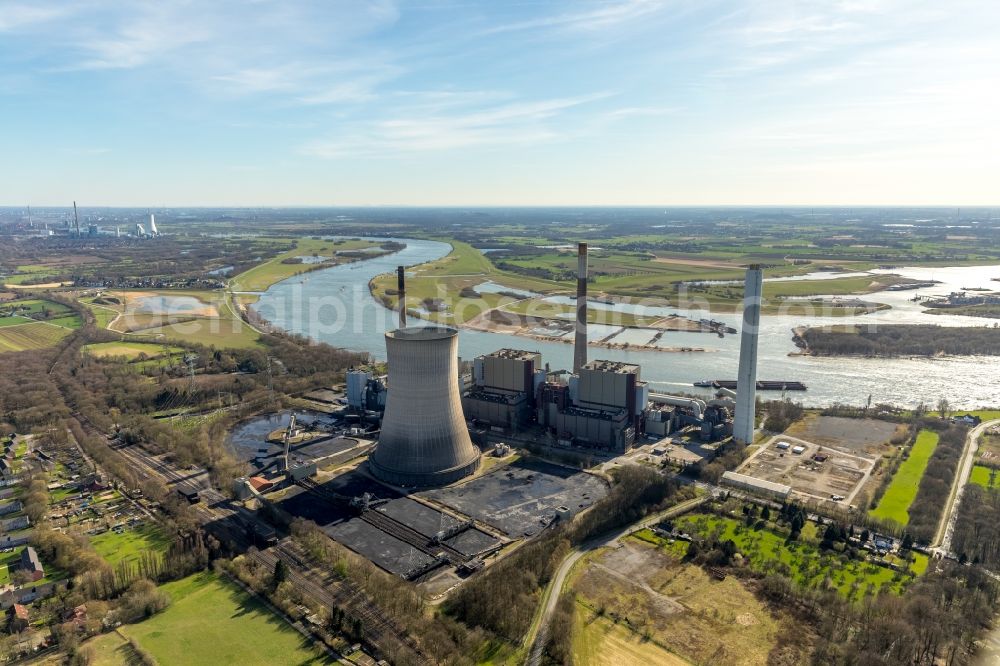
[932,419,1000,555]
[525,494,709,666]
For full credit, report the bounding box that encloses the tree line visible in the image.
[953,484,1000,567]
[445,466,683,652]
[799,324,1000,357]
[901,424,967,544]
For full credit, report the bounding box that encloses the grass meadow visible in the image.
[869,430,940,526]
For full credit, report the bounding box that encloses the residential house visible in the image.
[19,547,43,582]
[6,604,28,633]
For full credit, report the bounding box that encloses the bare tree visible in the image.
[937,398,951,419]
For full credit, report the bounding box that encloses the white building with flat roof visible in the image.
[722,471,791,500]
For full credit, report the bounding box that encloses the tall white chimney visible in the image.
[734,265,763,444]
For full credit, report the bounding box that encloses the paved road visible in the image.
[933,419,1000,555]
[525,494,709,666]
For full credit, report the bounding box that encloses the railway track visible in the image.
[296,477,468,564]
[246,540,427,663]
[101,434,425,663]
[360,509,466,564]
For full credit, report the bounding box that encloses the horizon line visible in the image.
[2,203,1000,210]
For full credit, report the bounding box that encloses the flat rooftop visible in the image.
[583,359,640,374]
[722,471,792,495]
[420,459,608,538]
[483,348,541,361]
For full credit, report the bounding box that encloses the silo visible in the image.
[370,326,480,487]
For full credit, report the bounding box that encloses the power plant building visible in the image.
[369,326,480,487]
[463,349,544,431]
[346,368,387,413]
[460,338,735,453]
[538,360,647,452]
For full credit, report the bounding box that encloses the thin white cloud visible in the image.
[25,0,403,102]
[73,13,210,70]
[605,105,678,118]
[301,93,612,157]
[211,67,301,94]
[0,3,71,31]
[480,0,669,35]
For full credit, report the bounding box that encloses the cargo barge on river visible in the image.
[694,379,808,391]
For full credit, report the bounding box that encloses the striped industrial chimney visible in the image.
[396,266,407,328]
[573,242,588,374]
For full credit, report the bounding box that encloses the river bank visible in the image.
[461,308,711,354]
[230,237,404,296]
[794,324,1000,358]
[250,237,1000,409]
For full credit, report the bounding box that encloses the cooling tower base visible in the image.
[369,455,480,488]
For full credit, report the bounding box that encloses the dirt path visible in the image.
[591,561,685,615]
[526,495,709,666]
[934,419,1000,553]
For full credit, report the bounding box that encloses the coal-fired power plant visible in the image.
[573,242,588,374]
[734,265,763,444]
[369,326,481,487]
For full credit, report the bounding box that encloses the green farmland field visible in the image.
[90,524,170,569]
[83,341,184,361]
[870,430,939,526]
[0,299,82,350]
[1,298,73,317]
[970,465,1000,490]
[118,571,332,665]
[0,321,73,352]
[133,318,261,349]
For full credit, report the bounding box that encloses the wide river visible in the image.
[253,238,1000,409]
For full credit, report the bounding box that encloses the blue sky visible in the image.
[1,0,998,206]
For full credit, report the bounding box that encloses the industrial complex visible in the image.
[352,245,755,459]
[225,245,771,587]
[11,202,166,239]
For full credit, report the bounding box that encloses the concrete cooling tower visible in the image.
[369,326,480,487]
